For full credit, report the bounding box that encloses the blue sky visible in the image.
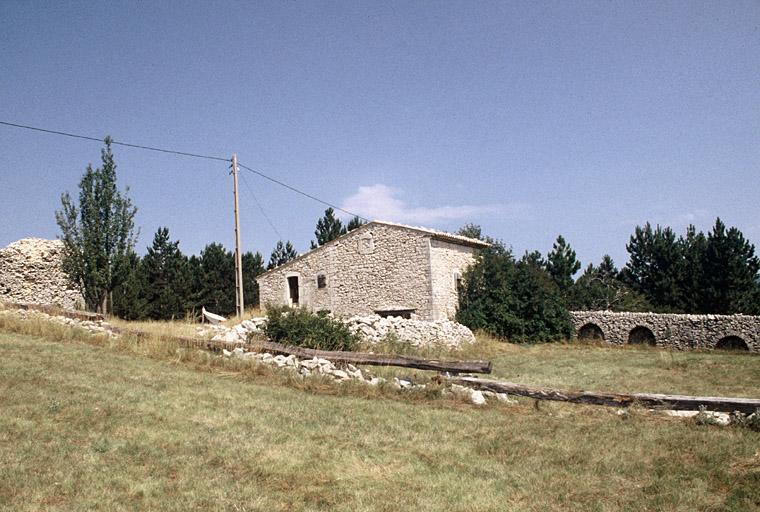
[1,1,758,270]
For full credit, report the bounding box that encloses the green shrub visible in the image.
[456,242,573,343]
[262,305,359,351]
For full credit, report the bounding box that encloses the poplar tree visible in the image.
[56,137,138,313]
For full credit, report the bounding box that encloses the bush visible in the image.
[456,243,573,343]
[263,305,359,351]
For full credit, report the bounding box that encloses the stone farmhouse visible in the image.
[256,221,490,321]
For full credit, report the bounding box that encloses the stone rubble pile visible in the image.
[344,314,476,348]
[221,346,384,384]
[200,314,476,349]
[0,307,115,337]
[0,239,84,310]
[219,347,511,405]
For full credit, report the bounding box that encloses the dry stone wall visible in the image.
[570,310,759,352]
[0,239,83,310]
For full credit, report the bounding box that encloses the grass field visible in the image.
[368,334,760,399]
[1,321,759,511]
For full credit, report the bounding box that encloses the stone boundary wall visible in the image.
[570,311,759,352]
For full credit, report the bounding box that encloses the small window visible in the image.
[454,271,463,292]
[317,274,327,289]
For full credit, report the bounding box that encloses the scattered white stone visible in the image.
[470,390,487,406]
[665,409,731,426]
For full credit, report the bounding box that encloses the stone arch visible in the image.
[577,323,604,341]
[715,336,749,352]
[628,326,656,346]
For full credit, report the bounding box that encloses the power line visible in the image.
[239,172,284,240]
[0,120,230,162]
[237,162,369,222]
[1,119,369,222]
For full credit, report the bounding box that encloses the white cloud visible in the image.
[340,184,524,225]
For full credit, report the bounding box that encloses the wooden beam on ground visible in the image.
[252,341,492,374]
[450,376,760,414]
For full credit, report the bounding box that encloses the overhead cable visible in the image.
[1,119,369,222]
[237,162,369,222]
[239,172,284,240]
[0,120,230,162]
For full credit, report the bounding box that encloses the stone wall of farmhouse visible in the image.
[570,310,759,352]
[429,239,478,321]
[257,224,435,319]
[0,238,84,310]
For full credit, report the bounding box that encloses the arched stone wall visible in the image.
[569,311,759,353]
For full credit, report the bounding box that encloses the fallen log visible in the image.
[252,341,492,374]
[450,376,760,414]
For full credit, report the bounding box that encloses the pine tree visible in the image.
[521,250,546,269]
[55,137,138,313]
[141,227,191,320]
[546,235,581,292]
[456,223,483,240]
[700,218,760,314]
[569,255,650,311]
[111,250,147,320]
[680,225,708,312]
[197,243,236,315]
[268,240,298,270]
[311,208,346,248]
[242,251,265,308]
[346,216,366,232]
[622,223,685,312]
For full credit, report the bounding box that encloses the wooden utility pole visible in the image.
[231,154,244,319]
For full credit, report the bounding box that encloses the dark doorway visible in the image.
[628,326,656,346]
[715,336,749,351]
[577,323,604,341]
[288,276,299,306]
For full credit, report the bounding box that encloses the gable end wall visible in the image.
[257,224,435,318]
[429,238,479,320]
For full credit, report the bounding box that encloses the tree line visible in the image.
[57,139,759,336]
[110,207,364,320]
[455,220,760,341]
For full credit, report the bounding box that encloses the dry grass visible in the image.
[1,323,759,511]
[366,332,760,399]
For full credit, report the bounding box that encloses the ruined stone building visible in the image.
[0,238,83,310]
[256,221,489,321]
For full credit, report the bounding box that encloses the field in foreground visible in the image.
[1,330,759,511]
